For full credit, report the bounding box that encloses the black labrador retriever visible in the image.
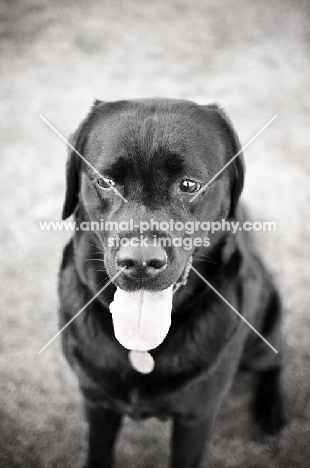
[59,99,287,468]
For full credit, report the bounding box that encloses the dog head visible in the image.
[62,99,244,292]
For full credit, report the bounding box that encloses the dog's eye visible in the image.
[97,177,115,190]
[180,179,201,193]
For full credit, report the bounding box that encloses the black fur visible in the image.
[59,99,287,468]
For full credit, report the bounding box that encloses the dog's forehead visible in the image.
[85,101,225,178]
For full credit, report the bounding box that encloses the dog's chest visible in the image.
[96,364,188,420]
[125,386,170,420]
[97,377,174,420]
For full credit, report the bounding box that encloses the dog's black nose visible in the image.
[116,244,167,276]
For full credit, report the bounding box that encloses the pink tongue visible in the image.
[109,287,173,351]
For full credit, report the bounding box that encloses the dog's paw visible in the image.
[254,395,288,437]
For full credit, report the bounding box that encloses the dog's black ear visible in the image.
[62,99,106,220]
[203,105,245,218]
[62,130,81,220]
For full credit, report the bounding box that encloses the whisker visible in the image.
[87,251,106,256]
[193,254,217,264]
[83,241,105,253]
[193,259,215,263]
[84,258,105,262]
[194,253,214,259]
[96,274,110,287]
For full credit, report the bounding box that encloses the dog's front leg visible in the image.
[84,403,122,468]
[171,413,217,468]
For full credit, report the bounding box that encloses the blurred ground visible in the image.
[0,0,309,466]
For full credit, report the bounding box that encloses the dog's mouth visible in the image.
[109,256,193,352]
[172,255,193,294]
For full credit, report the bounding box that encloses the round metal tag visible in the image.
[129,350,155,374]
